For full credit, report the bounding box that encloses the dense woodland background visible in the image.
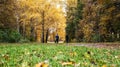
[66,0,120,42]
[0,0,120,43]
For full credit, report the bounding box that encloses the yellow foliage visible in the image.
[97,0,104,4]
[116,13,120,18]
[101,16,111,21]
[83,23,94,42]
[15,0,66,42]
[67,0,77,7]
[107,6,116,13]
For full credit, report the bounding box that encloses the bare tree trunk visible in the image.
[16,16,20,33]
[30,17,36,41]
[53,32,55,42]
[30,26,35,41]
[41,11,45,43]
[23,22,26,39]
[45,29,49,43]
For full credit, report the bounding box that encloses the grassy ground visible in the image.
[0,43,120,67]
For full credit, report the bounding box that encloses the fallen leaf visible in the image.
[22,61,28,67]
[102,64,107,67]
[74,63,80,67]
[36,62,49,67]
[115,56,118,58]
[110,64,116,67]
[3,54,10,60]
[61,61,75,66]
[84,53,90,59]
[58,51,63,54]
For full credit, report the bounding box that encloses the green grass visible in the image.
[0,43,120,67]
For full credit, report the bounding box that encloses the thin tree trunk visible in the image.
[15,13,20,33]
[16,16,20,33]
[41,11,45,43]
[45,29,49,43]
[23,22,26,39]
[30,17,36,41]
[30,26,35,41]
[53,32,55,42]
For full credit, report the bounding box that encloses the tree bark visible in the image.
[16,16,20,33]
[41,11,45,43]
[45,29,49,43]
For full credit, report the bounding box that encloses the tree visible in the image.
[0,0,16,29]
[79,0,120,42]
[99,0,120,41]
[66,0,83,42]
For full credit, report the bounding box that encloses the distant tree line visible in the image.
[0,0,66,43]
[66,0,120,42]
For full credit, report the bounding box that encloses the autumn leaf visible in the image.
[36,62,49,67]
[57,51,63,54]
[61,61,75,66]
[84,52,90,59]
[74,63,80,67]
[110,64,116,67]
[114,56,118,59]
[2,54,10,60]
[102,64,107,67]
[22,61,29,67]
[36,60,49,67]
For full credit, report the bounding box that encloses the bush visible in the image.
[0,29,9,42]
[0,30,4,42]
[0,29,22,43]
[9,30,21,42]
[91,34,101,42]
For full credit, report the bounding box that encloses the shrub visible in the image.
[9,30,21,42]
[0,29,22,43]
[0,30,4,42]
[91,33,101,42]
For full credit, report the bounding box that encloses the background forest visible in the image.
[66,0,120,42]
[0,0,66,43]
[0,0,120,43]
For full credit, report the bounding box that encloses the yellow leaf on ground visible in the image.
[36,62,49,67]
[57,51,63,54]
[102,64,107,67]
[110,64,115,67]
[61,61,75,66]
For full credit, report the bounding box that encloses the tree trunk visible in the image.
[16,16,20,33]
[30,26,35,41]
[23,22,26,39]
[41,11,45,43]
[45,29,49,43]
[53,32,55,42]
[30,17,36,41]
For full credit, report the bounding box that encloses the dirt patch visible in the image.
[69,43,120,49]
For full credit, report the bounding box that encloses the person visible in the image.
[55,34,59,43]
[66,34,69,43]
